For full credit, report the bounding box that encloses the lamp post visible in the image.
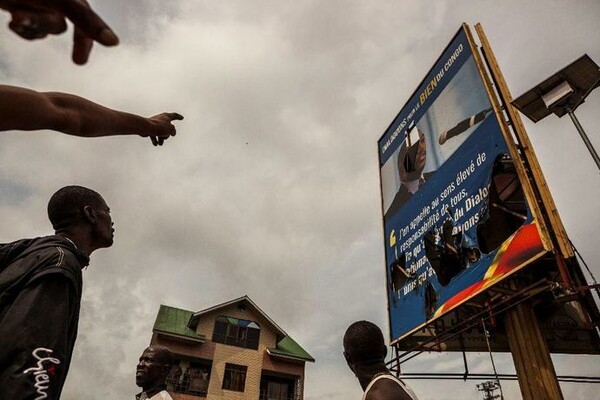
[566,105,600,169]
[512,55,600,172]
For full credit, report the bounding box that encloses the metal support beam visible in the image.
[567,109,600,171]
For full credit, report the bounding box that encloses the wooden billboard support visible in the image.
[472,24,568,399]
[504,299,564,400]
[474,23,575,285]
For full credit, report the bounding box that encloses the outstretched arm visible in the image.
[0,85,183,145]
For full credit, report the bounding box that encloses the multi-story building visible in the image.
[149,295,314,400]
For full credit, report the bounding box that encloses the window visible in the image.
[266,381,289,400]
[223,363,247,392]
[260,374,297,400]
[213,316,260,350]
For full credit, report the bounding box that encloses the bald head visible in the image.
[47,185,106,231]
[136,345,174,391]
[145,345,174,366]
[343,321,387,365]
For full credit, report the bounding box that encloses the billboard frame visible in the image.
[382,23,600,358]
[380,23,553,346]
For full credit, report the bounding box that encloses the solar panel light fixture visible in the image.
[541,81,574,109]
[512,54,600,172]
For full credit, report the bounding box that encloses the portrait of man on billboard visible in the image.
[380,57,495,224]
[384,122,430,218]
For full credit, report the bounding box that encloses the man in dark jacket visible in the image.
[0,185,114,399]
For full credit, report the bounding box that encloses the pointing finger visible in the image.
[168,112,184,121]
[72,25,93,64]
[55,0,119,46]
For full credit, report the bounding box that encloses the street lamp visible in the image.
[512,54,600,171]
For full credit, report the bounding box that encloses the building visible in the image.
[150,295,315,400]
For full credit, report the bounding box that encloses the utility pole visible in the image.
[476,381,503,400]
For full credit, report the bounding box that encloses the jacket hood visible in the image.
[0,236,90,269]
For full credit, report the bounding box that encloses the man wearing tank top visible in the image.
[343,321,418,400]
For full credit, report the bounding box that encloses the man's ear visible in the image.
[343,351,356,373]
[162,364,173,378]
[343,350,353,365]
[82,205,97,223]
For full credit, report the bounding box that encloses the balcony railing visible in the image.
[166,375,208,397]
[258,381,297,400]
[259,393,295,400]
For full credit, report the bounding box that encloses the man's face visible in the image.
[399,129,427,183]
[92,199,114,248]
[136,348,167,389]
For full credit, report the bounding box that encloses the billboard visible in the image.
[378,26,548,343]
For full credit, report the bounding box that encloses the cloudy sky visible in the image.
[1,1,599,399]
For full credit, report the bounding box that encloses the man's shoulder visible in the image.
[366,375,417,400]
[0,237,40,267]
[149,390,174,400]
[0,236,84,290]
[24,236,82,267]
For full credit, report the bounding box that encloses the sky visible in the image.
[1,1,599,399]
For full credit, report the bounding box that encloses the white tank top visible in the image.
[362,373,418,400]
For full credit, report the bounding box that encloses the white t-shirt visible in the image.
[362,374,418,400]
[136,390,174,400]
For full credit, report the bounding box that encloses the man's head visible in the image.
[343,320,387,372]
[398,128,427,183]
[136,346,174,391]
[47,185,114,249]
